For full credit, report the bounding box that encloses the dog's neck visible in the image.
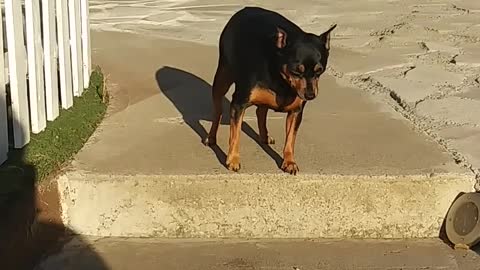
[265,59,294,94]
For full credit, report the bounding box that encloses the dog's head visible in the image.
[274,24,336,101]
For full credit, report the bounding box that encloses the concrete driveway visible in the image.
[38,0,480,269]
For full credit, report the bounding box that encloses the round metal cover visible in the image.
[445,192,480,247]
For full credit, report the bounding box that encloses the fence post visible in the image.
[0,7,8,164]
[25,0,47,134]
[56,0,74,109]
[43,0,60,121]
[81,0,91,89]
[5,0,31,148]
[68,0,84,96]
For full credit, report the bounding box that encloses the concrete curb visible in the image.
[58,171,475,239]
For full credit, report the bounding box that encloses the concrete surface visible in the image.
[52,0,480,239]
[36,1,480,268]
[89,0,480,182]
[36,237,480,270]
[80,32,460,176]
[54,29,477,238]
[58,173,474,239]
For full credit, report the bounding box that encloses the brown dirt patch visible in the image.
[0,177,71,270]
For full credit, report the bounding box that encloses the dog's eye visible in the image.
[314,66,324,76]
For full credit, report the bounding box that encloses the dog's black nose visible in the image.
[305,92,316,100]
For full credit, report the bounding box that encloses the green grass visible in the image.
[0,67,108,205]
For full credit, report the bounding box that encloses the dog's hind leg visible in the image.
[226,93,247,172]
[204,58,233,146]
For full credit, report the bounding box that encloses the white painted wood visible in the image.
[56,0,74,109]
[68,0,83,96]
[25,0,47,134]
[43,0,60,121]
[0,8,8,164]
[5,0,31,148]
[80,0,91,89]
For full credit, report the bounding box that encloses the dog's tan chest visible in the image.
[249,86,303,112]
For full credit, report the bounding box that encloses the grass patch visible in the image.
[0,66,108,205]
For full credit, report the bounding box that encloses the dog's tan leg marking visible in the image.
[226,103,245,172]
[281,107,304,175]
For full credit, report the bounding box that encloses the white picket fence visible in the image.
[0,0,91,165]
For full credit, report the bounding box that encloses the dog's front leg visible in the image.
[281,106,304,175]
[226,101,246,172]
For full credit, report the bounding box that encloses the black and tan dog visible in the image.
[204,7,337,175]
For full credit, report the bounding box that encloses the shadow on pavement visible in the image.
[474,245,480,256]
[155,66,283,168]
[0,95,108,270]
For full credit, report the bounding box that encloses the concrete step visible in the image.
[58,172,473,238]
[36,237,480,270]
[55,31,476,239]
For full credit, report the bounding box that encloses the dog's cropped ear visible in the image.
[275,27,287,49]
[318,24,337,50]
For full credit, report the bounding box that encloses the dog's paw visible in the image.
[203,136,217,146]
[226,155,241,172]
[281,160,299,175]
[260,136,275,145]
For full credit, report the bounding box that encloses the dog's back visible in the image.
[218,7,303,76]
